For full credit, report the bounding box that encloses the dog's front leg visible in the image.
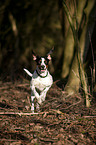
[30,85,40,112]
[31,85,40,100]
[36,86,51,112]
[38,86,51,104]
[31,93,35,112]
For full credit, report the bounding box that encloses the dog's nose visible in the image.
[41,65,45,70]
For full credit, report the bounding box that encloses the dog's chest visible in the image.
[31,72,53,91]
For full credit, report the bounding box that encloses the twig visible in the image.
[89,31,95,93]
[49,109,64,114]
[0,112,38,116]
[0,109,66,116]
[0,139,21,142]
[62,92,74,99]
[0,111,59,116]
[89,32,95,68]
[0,86,10,90]
[39,137,56,143]
[16,83,29,87]
[27,96,31,108]
[83,116,96,118]
[72,69,80,79]
[61,95,82,110]
[79,86,92,97]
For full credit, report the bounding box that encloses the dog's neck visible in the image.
[36,66,48,78]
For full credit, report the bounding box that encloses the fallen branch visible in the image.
[0,139,21,142]
[0,109,65,116]
[0,112,38,116]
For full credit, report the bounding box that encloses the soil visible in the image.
[0,79,96,145]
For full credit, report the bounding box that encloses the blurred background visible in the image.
[0,0,96,83]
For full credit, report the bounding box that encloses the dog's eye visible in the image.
[38,60,42,64]
[44,60,48,65]
[44,60,47,64]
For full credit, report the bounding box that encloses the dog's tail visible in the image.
[24,68,32,77]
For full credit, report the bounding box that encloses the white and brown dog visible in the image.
[24,48,53,112]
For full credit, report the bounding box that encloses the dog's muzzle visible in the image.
[39,65,46,72]
[40,65,46,71]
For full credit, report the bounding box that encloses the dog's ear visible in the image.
[47,47,54,60]
[32,50,37,60]
[47,55,51,60]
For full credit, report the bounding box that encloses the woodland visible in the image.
[0,0,96,144]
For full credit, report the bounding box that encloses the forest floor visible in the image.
[0,78,96,145]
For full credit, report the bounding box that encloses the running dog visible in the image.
[24,48,53,112]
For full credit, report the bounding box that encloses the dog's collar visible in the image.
[36,70,48,78]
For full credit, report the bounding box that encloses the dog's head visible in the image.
[32,48,54,72]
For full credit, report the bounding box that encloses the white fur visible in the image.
[30,69,53,104]
[24,68,32,77]
[24,57,53,112]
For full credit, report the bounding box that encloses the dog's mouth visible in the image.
[40,68,46,72]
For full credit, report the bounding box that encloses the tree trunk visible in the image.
[62,0,95,107]
[61,1,74,78]
[61,0,87,78]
